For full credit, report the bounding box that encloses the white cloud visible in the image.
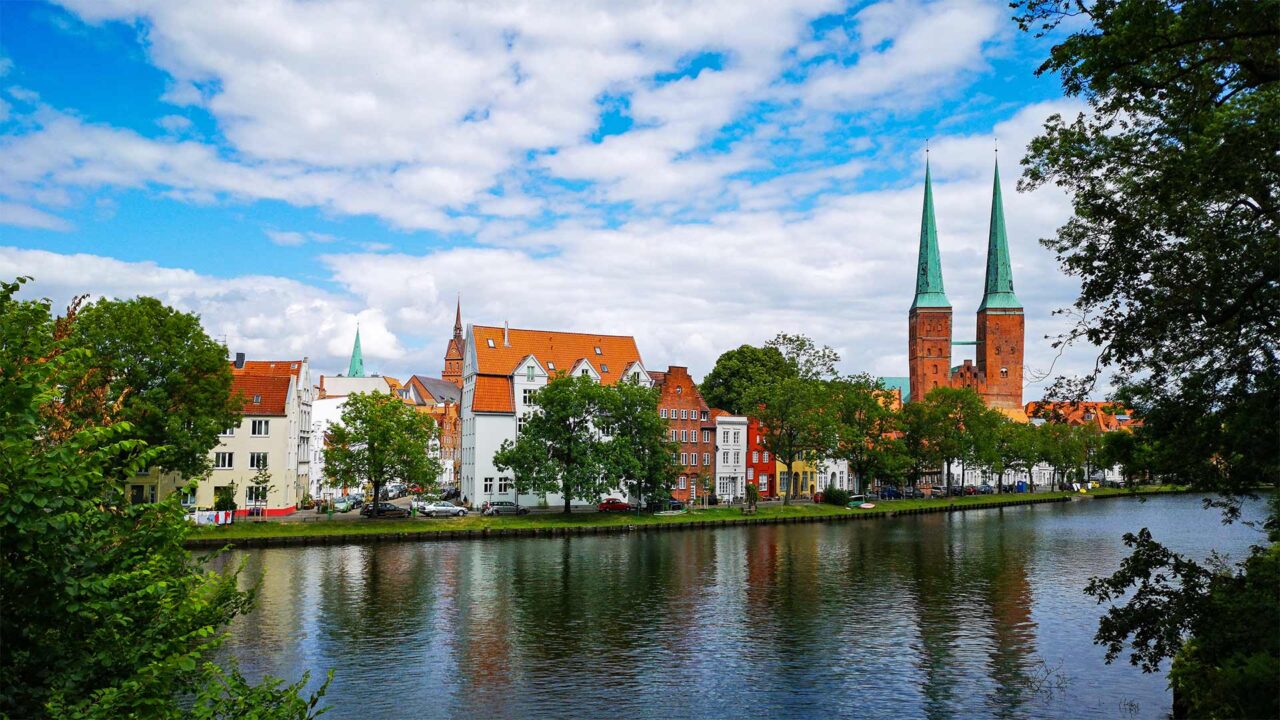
[0,201,72,231]
[265,230,306,246]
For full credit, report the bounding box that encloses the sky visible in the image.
[0,0,1100,392]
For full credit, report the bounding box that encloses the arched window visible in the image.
[1000,368,1009,378]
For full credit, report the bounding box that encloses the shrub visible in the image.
[823,485,851,506]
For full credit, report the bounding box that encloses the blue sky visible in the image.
[0,0,1096,391]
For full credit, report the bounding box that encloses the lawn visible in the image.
[186,485,1183,543]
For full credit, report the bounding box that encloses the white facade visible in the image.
[818,458,852,492]
[714,415,748,502]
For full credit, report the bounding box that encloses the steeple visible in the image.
[453,294,463,339]
[978,159,1022,311]
[348,325,365,378]
[911,158,950,310]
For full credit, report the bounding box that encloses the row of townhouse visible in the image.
[458,323,852,509]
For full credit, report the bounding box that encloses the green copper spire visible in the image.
[979,159,1022,311]
[912,159,951,310]
[348,325,365,377]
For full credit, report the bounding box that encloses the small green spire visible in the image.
[912,159,951,310]
[979,159,1022,311]
[348,325,365,377]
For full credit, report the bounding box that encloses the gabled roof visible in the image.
[233,360,305,379]
[1025,401,1136,430]
[230,374,291,416]
[409,375,461,405]
[470,325,643,386]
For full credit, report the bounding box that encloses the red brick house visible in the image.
[649,366,712,504]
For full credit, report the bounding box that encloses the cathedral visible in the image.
[908,159,1024,417]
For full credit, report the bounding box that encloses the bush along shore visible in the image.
[185,486,1188,549]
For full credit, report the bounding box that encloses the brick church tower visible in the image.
[908,157,1023,410]
[975,160,1023,410]
[908,160,953,401]
[442,296,465,388]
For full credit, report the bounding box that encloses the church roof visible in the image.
[979,160,1022,311]
[348,326,365,377]
[912,159,951,310]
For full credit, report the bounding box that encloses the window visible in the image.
[670,430,678,441]
[703,430,711,443]
[249,452,268,469]
[214,452,233,469]
[753,451,760,463]
[180,489,196,506]
[523,389,535,405]
[681,430,688,442]
[722,430,729,443]
[581,369,589,376]
[680,452,688,465]
[483,477,494,494]
[676,386,683,396]
[661,409,668,418]
[1000,368,1009,378]
[526,366,535,381]
[487,338,495,348]
[246,485,267,504]
[701,411,708,421]
[690,453,698,466]
[678,476,687,490]
[733,451,740,465]
[702,453,710,465]
[680,409,688,420]
[747,467,755,480]
[251,419,269,436]
[517,414,528,434]
[498,478,511,493]
[547,361,555,371]
[594,346,602,355]
[220,426,235,437]
[601,364,609,373]
[722,451,729,464]
[733,430,740,444]
[252,394,262,404]
[763,451,770,462]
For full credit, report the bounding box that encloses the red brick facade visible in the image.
[976,309,1024,410]
[907,306,1025,409]
[746,418,774,498]
[650,366,712,504]
[908,307,954,400]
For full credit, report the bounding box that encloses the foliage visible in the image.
[493,374,610,513]
[746,376,837,505]
[1015,0,1280,495]
[745,481,759,509]
[323,392,440,514]
[0,277,326,718]
[830,374,909,491]
[64,295,241,478]
[700,344,794,415]
[597,377,680,508]
[821,485,850,507]
[910,387,1001,490]
[997,421,1042,491]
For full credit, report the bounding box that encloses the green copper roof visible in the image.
[979,160,1022,311]
[348,326,365,377]
[912,160,950,310]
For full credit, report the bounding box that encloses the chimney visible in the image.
[503,321,510,347]
[234,352,246,369]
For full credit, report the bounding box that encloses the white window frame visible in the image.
[251,419,269,437]
[214,452,233,469]
[249,452,268,469]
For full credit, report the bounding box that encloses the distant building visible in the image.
[746,418,775,498]
[442,296,465,388]
[460,324,651,509]
[650,366,712,505]
[402,374,462,491]
[712,412,748,502]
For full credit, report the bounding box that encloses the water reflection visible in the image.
[219,496,1264,720]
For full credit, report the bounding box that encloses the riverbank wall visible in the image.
[186,490,1188,550]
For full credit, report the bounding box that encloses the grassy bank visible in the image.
[185,485,1185,547]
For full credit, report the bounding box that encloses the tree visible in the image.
[831,374,906,493]
[1001,421,1042,493]
[493,374,610,514]
[64,296,241,478]
[915,387,998,492]
[323,392,440,515]
[700,344,794,415]
[0,277,328,718]
[747,376,837,505]
[597,378,680,509]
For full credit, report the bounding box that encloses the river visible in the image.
[217,494,1267,719]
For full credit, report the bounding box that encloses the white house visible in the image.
[713,413,748,502]
[460,324,651,510]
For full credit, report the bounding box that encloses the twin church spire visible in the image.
[911,156,1020,312]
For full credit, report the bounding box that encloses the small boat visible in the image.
[859,503,876,510]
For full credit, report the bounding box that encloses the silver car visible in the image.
[417,500,467,517]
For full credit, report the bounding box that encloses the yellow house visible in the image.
[776,452,853,498]
[777,455,819,498]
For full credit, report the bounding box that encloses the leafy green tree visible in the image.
[900,398,943,488]
[700,344,794,415]
[597,378,680,509]
[767,332,840,381]
[916,387,998,492]
[324,392,440,515]
[0,277,327,718]
[747,376,837,505]
[1038,422,1084,490]
[493,374,610,514]
[1000,421,1043,493]
[64,296,241,478]
[831,374,906,493]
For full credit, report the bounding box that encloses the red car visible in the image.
[597,498,633,512]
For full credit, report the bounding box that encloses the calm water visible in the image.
[218,495,1266,719]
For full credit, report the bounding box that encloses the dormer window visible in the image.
[252,394,262,403]
[526,366,535,381]
[486,338,495,348]
[594,347,602,355]
[547,361,555,371]
[601,364,608,373]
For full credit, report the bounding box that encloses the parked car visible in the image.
[598,498,633,512]
[880,485,903,500]
[418,500,467,517]
[481,501,529,516]
[645,496,684,512]
[944,485,967,497]
[1102,479,1125,489]
[977,484,995,495]
[330,496,357,513]
[360,502,410,518]
[905,486,927,499]
[441,487,461,501]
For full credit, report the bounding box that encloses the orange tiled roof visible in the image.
[472,326,643,385]
[230,374,291,416]
[473,375,514,413]
[232,359,304,379]
[1025,401,1136,430]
